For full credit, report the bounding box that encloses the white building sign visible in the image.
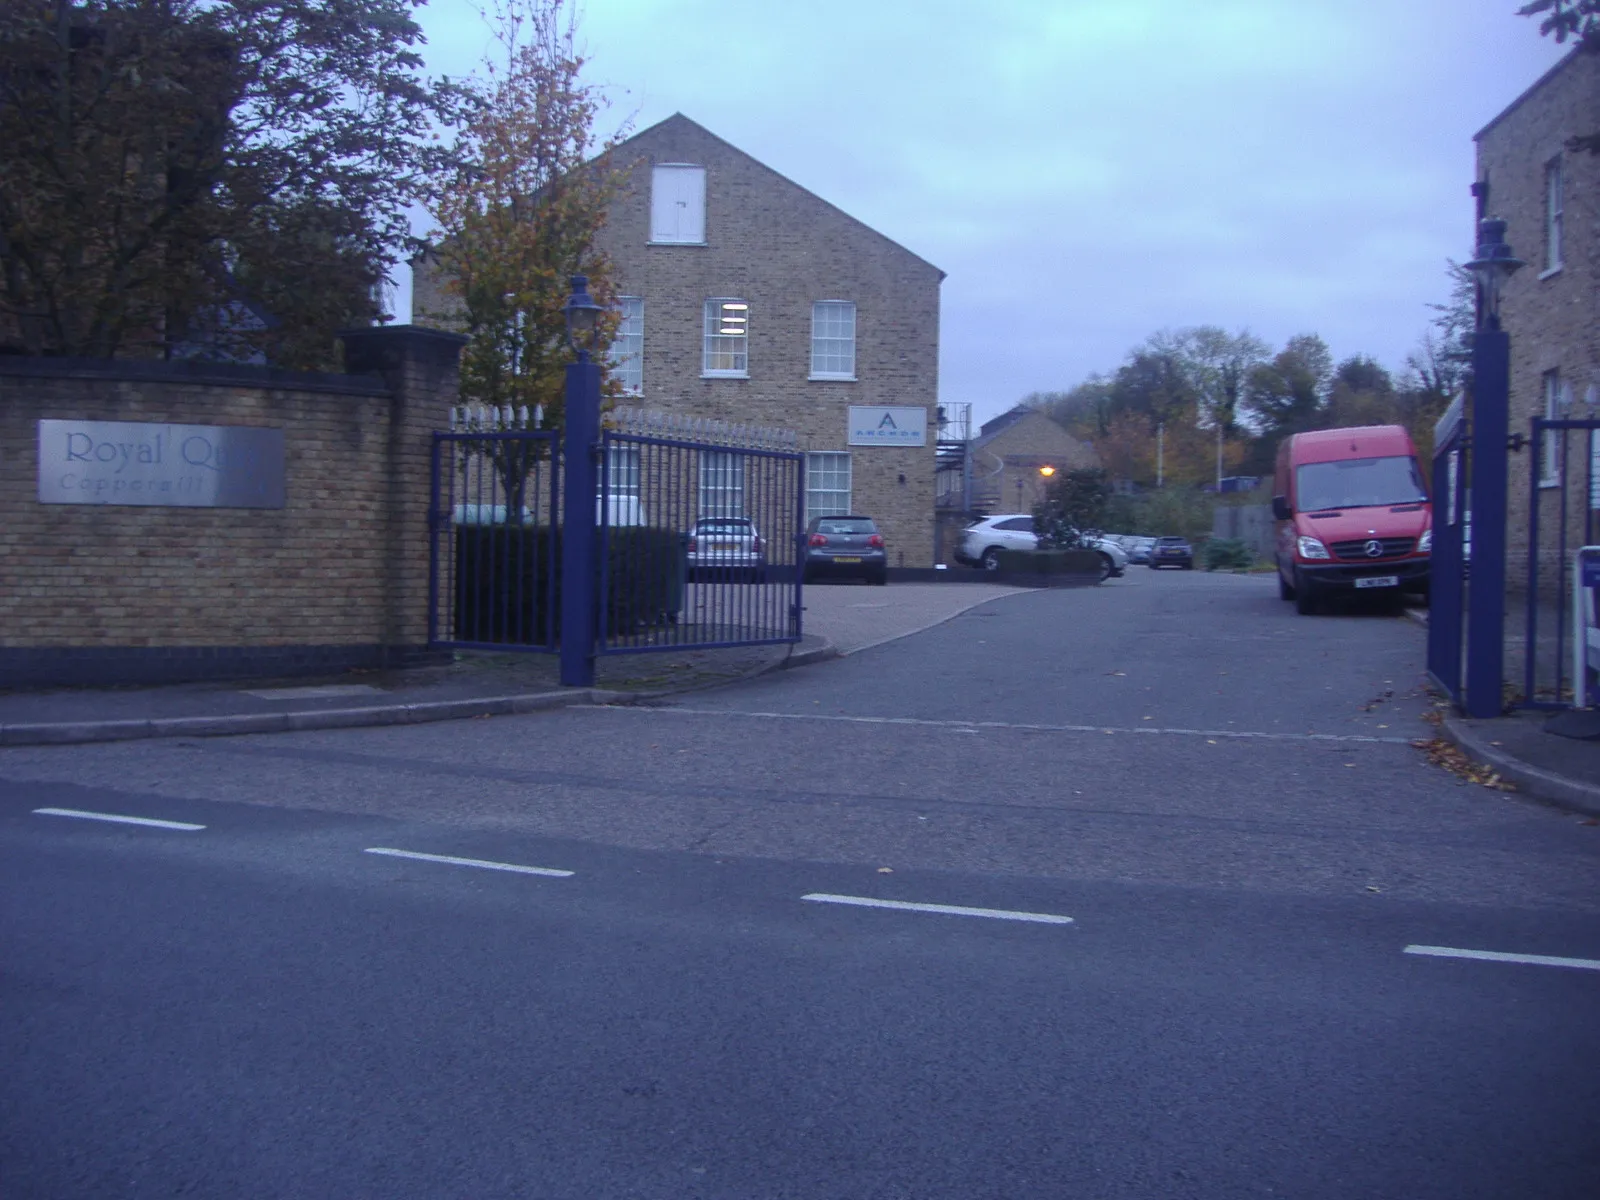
[37,419,286,508]
[847,406,927,447]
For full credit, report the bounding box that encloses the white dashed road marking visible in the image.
[802,893,1074,925]
[1404,944,1600,972]
[596,706,1414,745]
[363,847,574,878]
[33,807,205,831]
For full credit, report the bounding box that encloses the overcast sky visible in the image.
[400,0,1570,429]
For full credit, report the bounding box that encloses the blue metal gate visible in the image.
[1517,414,1600,710]
[1427,395,1469,706]
[598,409,804,654]
[427,405,804,658]
[428,406,560,651]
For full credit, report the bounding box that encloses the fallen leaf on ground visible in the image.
[1412,738,1518,789]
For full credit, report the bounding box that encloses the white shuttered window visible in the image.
[650,165,706,244]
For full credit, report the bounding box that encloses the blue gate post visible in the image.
[1427,400,1465,704]
[1463,219,1523,719]
[560,277,604,688]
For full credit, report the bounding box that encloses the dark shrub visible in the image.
[452,524,685,645]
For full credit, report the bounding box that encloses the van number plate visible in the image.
[1355,575,1399,589]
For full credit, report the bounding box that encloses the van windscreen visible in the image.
[1296,456,1427,512]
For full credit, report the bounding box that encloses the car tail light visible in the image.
[753,535,763,554]
[808,534,828,547]
[687,536,697,552]
[867,534,884,548]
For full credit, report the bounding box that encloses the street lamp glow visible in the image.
[1038,465,1056,477]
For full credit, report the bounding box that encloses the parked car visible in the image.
[804,515,887,584]
[1124,536,1156,564]
[1149,536,1194,569]
[686,517,764,580]
[954,514,1127,579]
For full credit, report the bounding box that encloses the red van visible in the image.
[1272,425,1431,614]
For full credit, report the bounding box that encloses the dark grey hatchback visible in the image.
[804,515,887,584]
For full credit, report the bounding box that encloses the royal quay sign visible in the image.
[847,406,927,447]
[37,419,286,508]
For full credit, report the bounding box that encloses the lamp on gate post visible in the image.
[560,275,605,687]
[1462,218,1524,718]
[562,275,603,360]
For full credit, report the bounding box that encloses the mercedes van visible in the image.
[1272,425,1431,614]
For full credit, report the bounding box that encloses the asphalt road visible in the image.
[4,570,1598,1198]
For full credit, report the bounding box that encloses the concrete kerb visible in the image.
[0,637,843,747]
[1440,714,1600,819]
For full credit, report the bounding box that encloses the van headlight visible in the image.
[1417,529,1431,554]
[1297,536,1331,560]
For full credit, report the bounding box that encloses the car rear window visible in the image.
[816,519,876,534]
[696,520,752,532]
[1158,537,1187,545]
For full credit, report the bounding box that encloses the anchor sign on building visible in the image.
[847,406,927,447]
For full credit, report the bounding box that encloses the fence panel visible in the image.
[599,416,803,654]
[429,413,561,652]
[1516,416,1600,709]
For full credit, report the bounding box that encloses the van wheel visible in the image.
[1294,578,1318,615]
[1278,572,1295,601]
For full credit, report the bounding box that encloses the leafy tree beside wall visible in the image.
[0,0,468,367]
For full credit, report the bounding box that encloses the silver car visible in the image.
[955,513,1127,579]
[686,517,765,580]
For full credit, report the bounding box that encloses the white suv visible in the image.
[955,514,1127,579]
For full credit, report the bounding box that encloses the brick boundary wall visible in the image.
[0,326,465,688]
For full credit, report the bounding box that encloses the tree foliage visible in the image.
[0,0,469,366]
[1242,333,1333,441]
[425,0,628,429]
[1033,468,1112,549]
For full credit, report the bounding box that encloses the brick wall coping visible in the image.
[0,354,392,396]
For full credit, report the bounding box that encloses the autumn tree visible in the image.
[426,0,628,433]
[0,0,467,365]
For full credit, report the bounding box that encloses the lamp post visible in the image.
[559,275,604,688]
[1462,218,1523,718]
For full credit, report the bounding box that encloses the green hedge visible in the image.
[992,547,1105,576]
[453,525,685,644]
[1202,537,1254,571]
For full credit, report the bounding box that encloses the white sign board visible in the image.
[847,406,927,448]
[37,419,286,508]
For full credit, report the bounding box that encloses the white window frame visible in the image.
[649,164,706,245]
[698,450,745,518]
[1541,369,1563,488]
[609,296,643,395]
[1543,155,1564,276]
[809,301,857,381]
[605,443,641,497]
[702,298,749,378]
[805,452,852,523]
